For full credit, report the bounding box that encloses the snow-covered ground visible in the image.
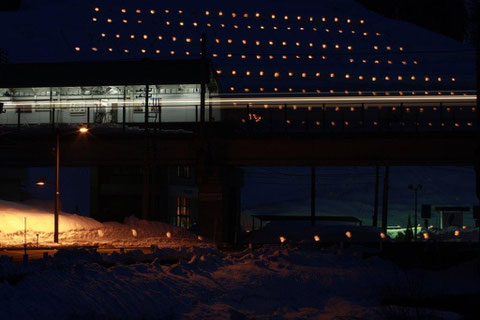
[2,200,480,319]
[1,244,477,319]
[0,200,200,248]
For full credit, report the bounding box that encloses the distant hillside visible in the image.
[356,0,468,43]
[0,0,21,11]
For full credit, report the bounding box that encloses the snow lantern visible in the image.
[279,236,286,244]
[314,235,320,242]
[345,231,352,239]
[423,232,430,240]
[166,231,172,238]
[454,230,460,237]
[380,232,386,240]
[131,229,138,237]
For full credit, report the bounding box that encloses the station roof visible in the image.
[0,59,215,88]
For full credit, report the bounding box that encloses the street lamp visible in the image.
[35,126,89,243]
[408,184,423,241]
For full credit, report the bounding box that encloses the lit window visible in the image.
[175,196,191,228]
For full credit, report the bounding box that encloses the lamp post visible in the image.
[36,126,89,243]
[408,184,423,241]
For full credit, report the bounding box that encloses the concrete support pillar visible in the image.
[197,166,243,244]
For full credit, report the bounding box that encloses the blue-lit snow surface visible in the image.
[0,0,475,93]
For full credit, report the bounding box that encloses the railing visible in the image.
[0,101,478,134]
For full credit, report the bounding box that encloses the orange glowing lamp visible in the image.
[79,126,89,134]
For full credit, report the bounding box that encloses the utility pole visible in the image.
[408,184,422,241]
[381,166,390,232]
[54,130,60,243]
[373,165,379,227]
[311,166,316,226]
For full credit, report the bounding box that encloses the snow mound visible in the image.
[0,200,202,248]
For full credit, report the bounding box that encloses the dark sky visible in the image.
[25,167,91,216]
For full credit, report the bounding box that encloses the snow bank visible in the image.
[0,200,202,248]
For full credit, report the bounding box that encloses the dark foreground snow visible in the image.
[1,244,478,319]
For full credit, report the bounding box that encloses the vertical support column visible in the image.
[122,86,126,133]
[311,166,316,226]
[144,84,149,130]
[17,107,20,130]
[373,165,379,227]
[87,107,90,127]
[475,8,480,210]
[197,167,224,242]
[197,165,242,243]
[200,34,207,130]
[381,166,390,232]
[142,84,150,220]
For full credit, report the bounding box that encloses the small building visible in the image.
[435,206,469,229]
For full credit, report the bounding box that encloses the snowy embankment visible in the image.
[0,200,200,248]
[0,244,475,319]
